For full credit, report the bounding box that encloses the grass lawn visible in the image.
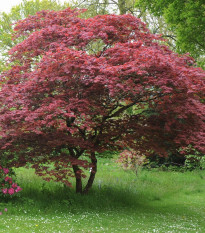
[0,158,205,232]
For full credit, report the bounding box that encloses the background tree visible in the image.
[0,0,70,72]
[136,0,205,68]
[0,8,204,194]
[70,0,139,16]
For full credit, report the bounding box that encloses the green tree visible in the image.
[0,0,70,72]
[70,0,138,16]
[136,0,205,68]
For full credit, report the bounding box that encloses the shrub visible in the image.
[116,149,147,175]
[185,155,205,170]
[180,145,205,170]
[0,166,22,198]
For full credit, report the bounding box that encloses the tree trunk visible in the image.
[118,0,127,15]
[83,152,97,194]
[72,164,83,193]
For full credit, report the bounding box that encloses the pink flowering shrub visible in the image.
[0,165,22,197]
[116,149,148,175]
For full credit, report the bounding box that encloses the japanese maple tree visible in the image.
[0,8,204,194]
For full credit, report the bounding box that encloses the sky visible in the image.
[0,0,24,13]
[0,0,66,13]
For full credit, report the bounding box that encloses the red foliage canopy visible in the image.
[0,8,204,192]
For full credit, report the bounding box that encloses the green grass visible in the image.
[0,158,205,232]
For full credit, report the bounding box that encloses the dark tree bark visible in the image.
[83,152,97,194]
[72,164,83,193]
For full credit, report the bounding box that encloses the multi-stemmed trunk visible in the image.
[72,152,97,194]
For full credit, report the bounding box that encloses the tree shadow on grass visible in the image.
[3,180,203,220]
